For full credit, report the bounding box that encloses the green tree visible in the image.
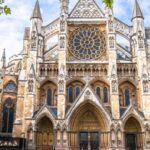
[0,0,11,15]
[103,0,114,8]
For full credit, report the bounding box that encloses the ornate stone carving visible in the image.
[111,65,118,94]
[110,123,116,146]
[145,124,150,148]
[59,64,65,94]
[111,80,117,93]
[143,80,149,93]
[69,0,103,18]
[28,80,34,93]
[38,36,44,56]
[138,33,144,49]
[59,64,65,78]
[108,20,114,32]
[60,15,65,32]
[110,122,122,147]
[60,36,65,49]
[31,31,37,48]
[59,80,64,93]
[109,36,115,49]
[142,64,149,93]
[69,26,106,60]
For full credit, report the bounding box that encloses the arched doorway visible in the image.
[36,116,54,150]
[124,117,143,150]
[68,102,109,149]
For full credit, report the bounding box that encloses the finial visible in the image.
[132,0,144,20]
[30,0,43,21]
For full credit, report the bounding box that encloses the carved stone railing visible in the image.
[39,63,58,77]
[114,18,132,40]
[67,63,108,77]
[117,63,137,77]
[42,18,59,41]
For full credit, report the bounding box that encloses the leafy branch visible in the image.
[103,0,114,8]
[0,0,11,15]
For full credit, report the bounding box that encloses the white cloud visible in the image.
[0,0,150,61]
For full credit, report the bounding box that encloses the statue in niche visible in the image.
[59,64,65,78]
[60,36,65,49]
[145,124,150,148]
[109,36,115,48]
[28,80,33,93]
[109,20,114,32]
[60,15,65,32]
[137,28,144,49]
[111,129,116,146]
[146,130,150,146]
[143,80,149,93]
[59,80,64,93]
[38,38,43,56]
[31,31,37,48]
[117,130,122,146]
[112,80,117,93]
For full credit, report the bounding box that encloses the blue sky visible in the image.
[0,0,150,60]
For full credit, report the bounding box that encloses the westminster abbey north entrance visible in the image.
[68,103,109,150]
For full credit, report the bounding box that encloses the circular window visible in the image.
[69,26,106,60]
[6,81,16,92]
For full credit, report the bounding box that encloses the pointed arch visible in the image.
[122,114,143,132]
[2,98,15,133]
[90,79,110,104]
[34,107,55,127]
[39,80,57,106]
[66,79,85,104]
[119,80,137,107]
[68,101,110,131]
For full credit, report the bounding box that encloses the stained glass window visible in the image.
[104,87,108,103]
[96,87,101,98]
[47,88,52,106]
[125,89,130,106]
[2,98,14,133]
[75,87,80,98]
[5,81,16,92]
[69,26,106,60]
[68,87,73,103]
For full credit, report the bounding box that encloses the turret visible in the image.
[30,0,43,33]
[131,0,145,60]
[132,0,145,35]
[30,0,43,51]
[29,0,44,74]
[0,49,6,76]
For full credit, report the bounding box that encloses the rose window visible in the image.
[69,27,106,60]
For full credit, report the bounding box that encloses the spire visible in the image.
[30,0,43,21]
[132,0,144,20]
[1,48,6,68]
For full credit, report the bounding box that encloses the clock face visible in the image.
[6,82,16,91]
[69,26,106,60]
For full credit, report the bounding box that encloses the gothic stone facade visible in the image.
[1,0,150,149]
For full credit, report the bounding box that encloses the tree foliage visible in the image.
[0,0,11,15]
[103,0,114,8]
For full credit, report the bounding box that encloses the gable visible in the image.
[69,0,104,18]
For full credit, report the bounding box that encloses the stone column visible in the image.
[57,0,68,119]
[132,20,150,119]
[106,7,120,119]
